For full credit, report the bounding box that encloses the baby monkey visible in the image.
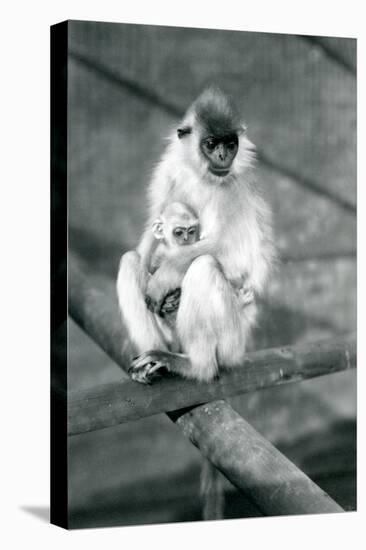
[151,201,200,269]
[148,201,254,320]
[149,202,200,318]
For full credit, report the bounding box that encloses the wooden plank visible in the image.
[67,336,356,526]
[67,288,356,525]
[68,336,356,436]
[68,254,356,435]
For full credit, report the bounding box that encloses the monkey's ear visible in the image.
[152,219,164,240]
[177,126,192,139]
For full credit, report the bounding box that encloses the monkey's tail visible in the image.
[200,459,225,521]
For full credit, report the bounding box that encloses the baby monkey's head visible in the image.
[152,202,200,247]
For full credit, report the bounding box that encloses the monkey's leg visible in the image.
[128,256,256,384]
[177,255,257,380]
[117,251,168,354]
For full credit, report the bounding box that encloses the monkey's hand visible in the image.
[128,350,172,384]
[238,285,255,306]
[145,260,184,315]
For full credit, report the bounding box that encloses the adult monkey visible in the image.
[117,87,275,384]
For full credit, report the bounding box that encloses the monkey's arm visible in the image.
[146,225,275,312]
[136,228,158,268]
[243,232,276,297]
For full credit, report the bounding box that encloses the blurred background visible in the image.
[66,21,356,527]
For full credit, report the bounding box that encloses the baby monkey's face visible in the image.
[172,224,199,246]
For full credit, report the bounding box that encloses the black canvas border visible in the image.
[50,20,68,529]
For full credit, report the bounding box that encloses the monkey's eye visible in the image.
[188,227,196,235]
[204,139,216,151]
[173,228,184,237]
[227,141,237,151]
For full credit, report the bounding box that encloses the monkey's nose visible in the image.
[217,144,226,161]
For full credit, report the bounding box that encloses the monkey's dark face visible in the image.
[200,133,239,177]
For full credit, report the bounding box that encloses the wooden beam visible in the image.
[68,254,346,515]
[177,400,344,516]
[68,255,356,436]
[69,334,356,435]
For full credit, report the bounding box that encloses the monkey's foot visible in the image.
[160,288,181,316]
[128,350,172,384]
[146,288,181,317]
